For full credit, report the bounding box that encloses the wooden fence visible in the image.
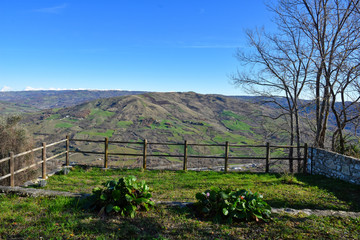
[0,136,308,187]
[0,139,69,187]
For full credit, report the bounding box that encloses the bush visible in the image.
[0,116,34,185]
[85,175,155,218]
[195,188,271,223]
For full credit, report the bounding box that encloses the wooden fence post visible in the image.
[265,142,270,173]
[143,139,147,170]
[303,143,308,174]
[42,142,47,179]
[224,141,229,173]
[104,137,109,168]
[66,135,70,166]
[289,147,294,173]
[183,140,188,171]
[9,152,14,187]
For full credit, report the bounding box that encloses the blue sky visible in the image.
[0,0,273,95]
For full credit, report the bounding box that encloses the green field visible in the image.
[55,122,74,128]
[89,109,115,117]
[79,130,115,138]
[117,120,133,128]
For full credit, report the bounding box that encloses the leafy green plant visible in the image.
[195,188,271,223]
[85,175,154,218]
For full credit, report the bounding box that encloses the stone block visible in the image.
[341,165,350,176]
[325,160,337,170]
[351,169,360,178]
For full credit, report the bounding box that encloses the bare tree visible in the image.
[233,0,360,157]
[283,0,360,149]
[232,5,313,172]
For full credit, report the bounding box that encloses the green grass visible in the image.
[221,120,253,131]
[79,130,115,138]
[1,194,359,239]
[89,108,115,117]
[55,122,73,128]
[150,120,194,136]
[221,110,246,120]
[117,120,133,128]
[0,194,358,239]
[46,114,61,120]
[40,167,360,211]
[1,167,360,239]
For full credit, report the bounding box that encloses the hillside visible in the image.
[0,101,39,114]
[24,92,285,142]
[0,90,145,111]
[22,92,291,168]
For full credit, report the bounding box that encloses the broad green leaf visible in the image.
[222,208,229,216]
[100,194,107,201]
[105,204,113,213]
[134,197,147,204]
[113,206,121,212]
[125,194,134,202]
[112,190,122,201]
[220,192,229,199]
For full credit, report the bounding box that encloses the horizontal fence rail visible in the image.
[68,136,308,174]
[0,135,308,187]
[0,139,68,187]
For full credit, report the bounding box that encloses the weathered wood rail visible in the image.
[0,135,308,186]
[0,139,68,187]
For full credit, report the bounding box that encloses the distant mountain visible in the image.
[0,90,145,111]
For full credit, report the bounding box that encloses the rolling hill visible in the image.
[24,92,286,143]
[21,92,292,169]
[0,90,145,111]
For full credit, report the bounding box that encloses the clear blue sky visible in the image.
[0,0,273,95]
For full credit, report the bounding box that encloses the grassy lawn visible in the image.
[41,166,360,211]
[0,166,359,239]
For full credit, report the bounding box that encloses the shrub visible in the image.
[195,188,271,223]
[0,116,34,185]
[85,175,154,218]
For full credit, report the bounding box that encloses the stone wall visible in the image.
[308,147,360,185]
